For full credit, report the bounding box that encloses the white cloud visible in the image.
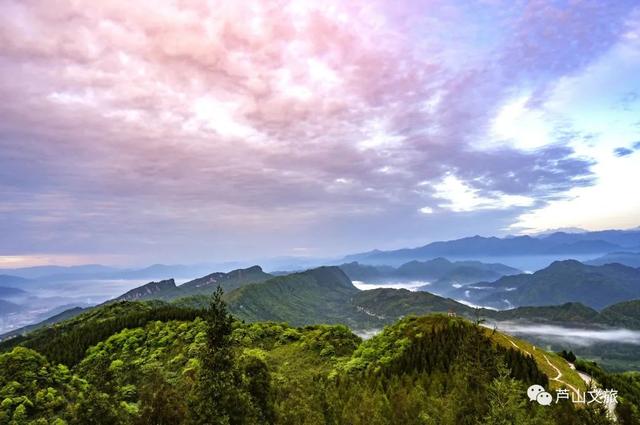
[187,97,259,139]
[511,38,640,233]
[358,117,404,150]
[512,150,640,232]
[419,206,434,214]
[433,174,534,212]
[487,94,553,151]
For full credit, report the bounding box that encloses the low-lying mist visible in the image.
[0,277,195,335]
[490,321,640,346]
[352,280,428,291]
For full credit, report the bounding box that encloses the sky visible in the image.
[0,0,639,267]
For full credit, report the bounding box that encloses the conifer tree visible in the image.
[189,286,250,425]
[483,361,551,425]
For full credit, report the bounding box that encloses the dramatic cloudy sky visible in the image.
[1,0,639,266]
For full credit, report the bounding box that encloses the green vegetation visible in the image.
[168,267,640,332]
[479,260,640,310]
[223,267,379,328]
[0,301,202,366]
[350,288,472,319]
[7,265,640,347]
[491,302,600,323]
[2,265,639,423]
[0,290,623,424]
[599,300,640,329]
[575,359,640,424]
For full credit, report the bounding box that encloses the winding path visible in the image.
[504,336,579,394]
[504,336,617,420]
[542,353,580,395]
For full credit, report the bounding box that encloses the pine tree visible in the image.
[188,286,250,425]
[483,361,551,425]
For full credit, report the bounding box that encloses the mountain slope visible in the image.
[224,266,376,328]
[180,265,272,294]
[337,262,394,281]
[347,289,640,329]
[185,267,640,330]
[350,288,474,320]
[0,286,28,298]
[475,260,640,309]
[0,301,200,366]
[112,265,273,302]
[0,274,32,289]
[340,258,520,292]
[491,302,600,323]
[114,279,179,301]
[0,299,22,315]
[586,252,640,268]
[599,300,640,329]
[1,306,606,424]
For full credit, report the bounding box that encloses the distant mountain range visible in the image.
[0,263,220,285]
[457,260,640,310]
[0,286,27,299]
[0,275,32,288]
[0,299,22,316]
[2,228,638,288]
[0,283,29,316]
[109,265,640,330]
[4,264,640,349]
[224,266,640,330]
[339,258,520,295]
[3,227,640,339]
[343,229,640,265]
[586,251,640,268]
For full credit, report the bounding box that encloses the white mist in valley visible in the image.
[354,328,382,340]
[0,277,195,334]
[490,322,640,346]
[352,280,429,291]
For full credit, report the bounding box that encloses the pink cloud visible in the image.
[0,0,635,261]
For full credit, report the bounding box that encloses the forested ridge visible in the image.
[0,290,635,424]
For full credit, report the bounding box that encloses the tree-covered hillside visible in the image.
[5,264,640,346]
[1,293,624,424]
[599,300,640,329]
[473,260,640,309]
[224,266,377,328]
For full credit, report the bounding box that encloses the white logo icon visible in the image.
[527,385,545,402]
[527,385,553,406]
[536,391,553,406]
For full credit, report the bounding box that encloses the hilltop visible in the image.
[113,265,272,302]
[0,297,612,424]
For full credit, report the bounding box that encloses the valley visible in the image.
[2,229,640,423]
